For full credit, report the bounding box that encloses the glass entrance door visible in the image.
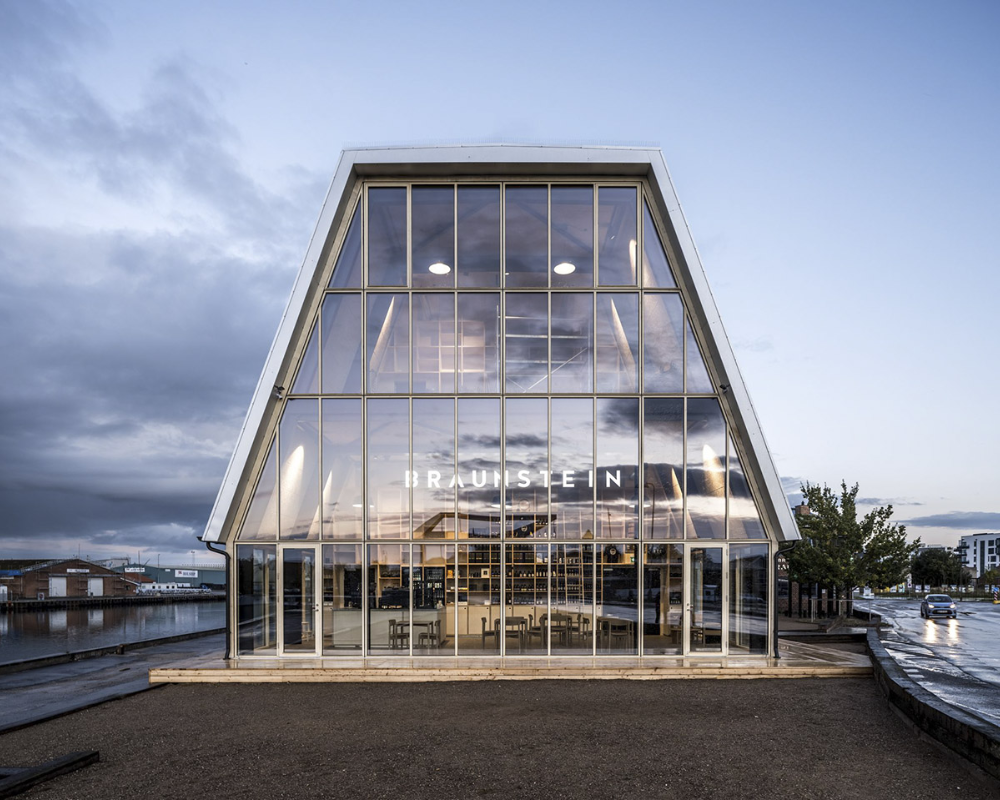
[688,546,724,653]
[280,546,319,655]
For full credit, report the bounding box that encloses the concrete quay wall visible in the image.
[867,628,1000,781]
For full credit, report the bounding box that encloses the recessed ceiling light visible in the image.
[553,262,576,275]
[428,262,451,275]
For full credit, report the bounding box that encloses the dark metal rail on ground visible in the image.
[0,751,99,798]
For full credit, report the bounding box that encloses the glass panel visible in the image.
[597,543,637,654]
[505,186,548,287]
[457,186,500,287]
[282,548,316,652]
[598,187,637,286]
[413,544,454,655]
[551,543,594,654]
[366,293,409,392]
[457,398,501,540]
[728,435,766,540]
[551,185,593,287]
[686,318,713,393]
[642,543,683,654]
[730,543,768,654]
[238,438,277,541]
[290,322,319,394]
[329,202,363,288]
[322,544,362,653]
[456,293,500,392]
[687,399,726,539]
[595,398,638,539]
[237,544,276,654]
[642,293,684,392]
[595,293,638,392]
[279,399,320,541]
[367,399,410,539]
[456,543,500,653]
[321,399,363,539]
[643,399,684,539]
[367,187,407,286]
[506,542,548,655]
[505,293,548,393]
[412,293,455,393]
[550,293,593,392]
[412,398,455,539]
[412,186,454,288]
[505,398,549,538]
[367,544,410,651]
[689,546,723,652]
[321,293,363,393]
[550,398,593,540]
[641,201,676,288]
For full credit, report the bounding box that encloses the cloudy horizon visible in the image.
[2,0,998,563]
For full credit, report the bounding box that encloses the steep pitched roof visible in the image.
[203,144,798,545]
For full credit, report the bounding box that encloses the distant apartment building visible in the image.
[955,533,1000,578]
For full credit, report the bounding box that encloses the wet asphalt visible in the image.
[871,598,1000,726]
[0,634,225,733]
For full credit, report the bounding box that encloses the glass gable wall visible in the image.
[234,181,772,659]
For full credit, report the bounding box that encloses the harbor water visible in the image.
[0,600,224,665]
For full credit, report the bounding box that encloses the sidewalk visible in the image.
[0,634,224,734]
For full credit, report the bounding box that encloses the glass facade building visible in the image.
[207,146,798,664]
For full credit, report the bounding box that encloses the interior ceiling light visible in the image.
[553,261,576,275]
[428,262,451,275]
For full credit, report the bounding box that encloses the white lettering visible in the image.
[401,467,623,492]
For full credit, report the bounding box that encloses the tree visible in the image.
[786,481,920,613]
[910,548,963,588]
[977,568,999,589]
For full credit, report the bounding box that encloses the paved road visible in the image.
[0,634,224,733]
[869,598,1000,726]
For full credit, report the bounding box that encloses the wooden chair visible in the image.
[481,616,499,649]
[388,618,409,649]
[526,613,545,647]
[418,619,441,648]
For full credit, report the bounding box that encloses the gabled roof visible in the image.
[203,144,799,544]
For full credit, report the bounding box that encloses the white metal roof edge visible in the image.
[203,144,798,544]
[646,154,799,543]
[202,150,357,543]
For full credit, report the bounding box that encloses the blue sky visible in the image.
[2,0,998,562]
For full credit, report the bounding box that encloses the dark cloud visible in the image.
[0,2,328,559]
[902,512,1000,530]
[857,497,923,507]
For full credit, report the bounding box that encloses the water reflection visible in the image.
[0,601,224,665]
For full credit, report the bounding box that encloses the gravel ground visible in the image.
[0,678,996,799]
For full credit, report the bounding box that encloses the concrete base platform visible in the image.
[150,640,871,683]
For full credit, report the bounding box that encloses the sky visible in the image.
[1,0,998,565]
